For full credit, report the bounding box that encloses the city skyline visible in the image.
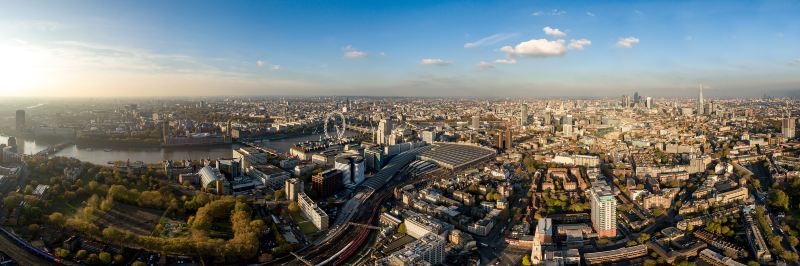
[1,0,799,97]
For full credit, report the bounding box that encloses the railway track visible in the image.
[0,229,56,265]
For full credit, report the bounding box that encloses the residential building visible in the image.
[589,180,617,237]
[297,192,329,230]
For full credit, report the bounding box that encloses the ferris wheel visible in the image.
[323,111,347,140]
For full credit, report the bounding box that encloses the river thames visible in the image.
[0,132,353,165]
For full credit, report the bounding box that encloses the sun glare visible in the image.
[0,43,49,96]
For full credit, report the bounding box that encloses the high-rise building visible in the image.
[472,115,480,129]
[335,155,365,187]
[496,127,513,150]
[645,97,653,109]
[285,178,303,202]
[422,130,435,143]
[697,84,705,115]
[15,110,25,132]
[783,117,796,139]
[312,169,343,198]
[589,180,617,238]
[621,95,630,108]
[633,92,640,104]
[519,104,529,126]
[376,119,393,145]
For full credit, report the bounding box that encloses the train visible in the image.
[0,226,62,264]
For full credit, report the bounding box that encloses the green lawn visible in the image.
[289,211,318,235]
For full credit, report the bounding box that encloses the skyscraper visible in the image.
[589,180,617,238]
[472,115,480,129]
[697,84,705,115]
[15,110,25,132]
[621,95,630,108]
[376,119,392,145]
[645,97,653,109]
[519,104,529,126]
[783,117,796,139]
[285,178,304,202]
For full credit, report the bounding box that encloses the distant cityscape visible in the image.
[0,91,798,266]
[1,1,799,265]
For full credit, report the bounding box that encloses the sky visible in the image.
[0,0,798,98]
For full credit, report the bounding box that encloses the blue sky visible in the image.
[0,0,798,97]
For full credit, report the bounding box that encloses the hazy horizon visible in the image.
[1,0,799,97]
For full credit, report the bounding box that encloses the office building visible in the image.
[335,155,365,187]
[233,147,268,173]
[248,164,290,189]
[284,178,303,202]
[297,192,329,230]
[405,214,446,239]
[15,110,25,132]
[215,159,241,178]
[376,119,393,145]
[472,115,480,129]
[378,233,445,266]
[496,128,513,150]
[783,117,796,139]
[312,169,343,198]
[519,104,529,126]
[198,166,230,194]
[589,180,617,237]
[697,84,705,115]
[421,130,435,143]
[645,97,653,108]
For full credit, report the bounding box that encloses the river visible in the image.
[0,132,355,165]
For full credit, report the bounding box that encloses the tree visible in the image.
[637,233,651,244]
[114,255,124,264]
[87,253,99,264]
[397,223,407,234]
[54,248,69,258]
[522,255,532,266]
[768,189,790,211]
[132,261,146,266]
[99,252,112,264]
[27,224,40,236]
[274,190,285,200]
[790,236,800,247]
[76,249,88,260]
[288,202,300,213]
[49,212,66,226]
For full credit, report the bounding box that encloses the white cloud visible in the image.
[464,33,519,49]
[532,9,566,16]
[419,58,451,66]
[256,60,281,70]
[477,61,494,70]
[343,45,368,58]
[616,37,640,48]
[494,58,517,65]
[790,58,800,66]
[586,12,595,17]
[543,27,566,38]
[500,39,566,57]
[568,39,591,50]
